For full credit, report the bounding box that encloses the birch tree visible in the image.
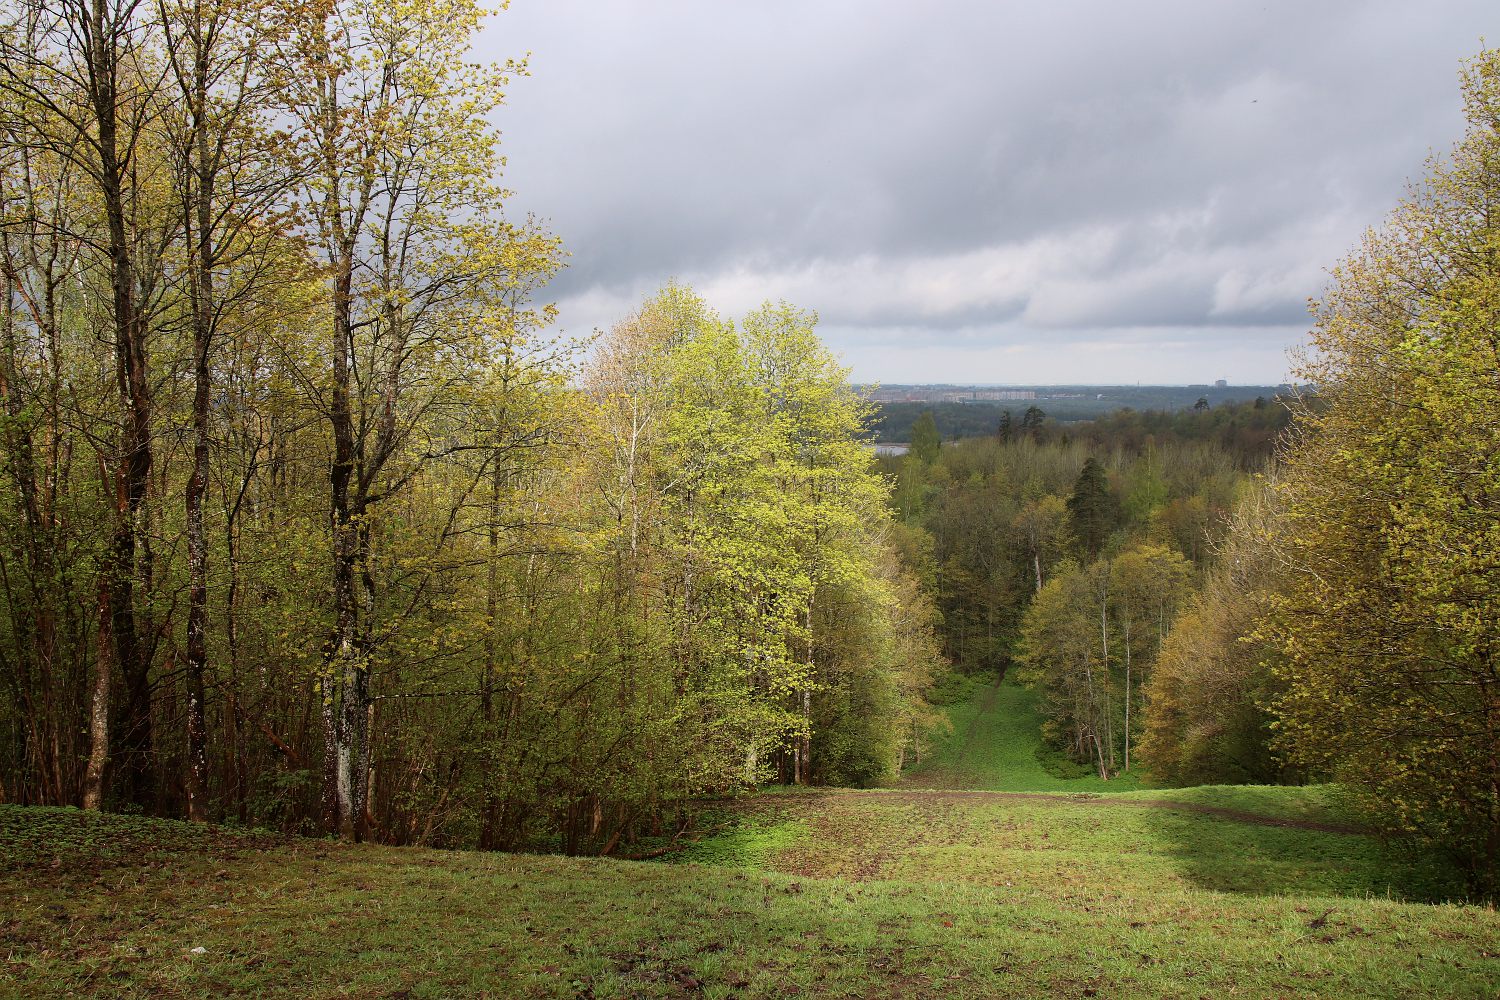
[272,0,558,836]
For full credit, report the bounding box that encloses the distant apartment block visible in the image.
[864,386,1036,403]
[966,390,1036,401]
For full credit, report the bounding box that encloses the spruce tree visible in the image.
[1066,457,1116,558]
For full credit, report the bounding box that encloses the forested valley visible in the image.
[0,2,1498,995]
[883,397,1290,781]
[891,282,1499,896]
[885,63,1500,885]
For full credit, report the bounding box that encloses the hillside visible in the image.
[898,673,1144,792]
[3,802,1496,999]
[3,684,1495,999]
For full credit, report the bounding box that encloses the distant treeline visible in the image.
[877,397,1294,471]
[870,385,1291,442]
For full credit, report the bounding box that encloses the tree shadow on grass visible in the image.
[1137,802,1467,903]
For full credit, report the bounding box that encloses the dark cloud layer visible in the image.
[480,1,1497,382]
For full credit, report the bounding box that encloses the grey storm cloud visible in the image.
[480,0,1499,382]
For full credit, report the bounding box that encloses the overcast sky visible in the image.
[478,1,1497,385]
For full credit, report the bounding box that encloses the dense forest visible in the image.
[879,399,1287,776]
[0,0,942,852]
[0,0,1496,903]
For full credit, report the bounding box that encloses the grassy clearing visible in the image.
[2,679,1493,998]
[900,673,1143,792]
[899,672,1374,828]
[676,788,1463,902]
[2,804,1497,999]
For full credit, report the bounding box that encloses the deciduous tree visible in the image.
[1267,50,1500,893]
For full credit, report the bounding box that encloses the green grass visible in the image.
[0,682,1491,997]
[2,803,1497,998]
[678,788,1463,902]
[901,673,1143,792]
[669,812,807,870]
[0,801,282,871]
[1113,783,1354,825]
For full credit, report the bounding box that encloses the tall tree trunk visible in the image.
[88,0,156,812]
[324,256,362,838]
[0,259,51,803]
[350,526,376,839]
[82,578,113,810]
[225,490,248,822]
[479,456,502,849]
[1097,573,1111,777]
[182,64,214,823]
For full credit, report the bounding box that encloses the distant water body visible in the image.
[871,443,909,456]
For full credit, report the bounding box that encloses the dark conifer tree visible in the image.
[1066,457,1116,558]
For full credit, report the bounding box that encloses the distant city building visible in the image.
[864,386,1036,404]
[955,389,1037,403]
[1214,379,1228,387]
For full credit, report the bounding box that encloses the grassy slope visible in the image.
[2,683,1496,998]
[674,789,1459,902]
[3,803,1497,999]
[900,674,1143,792]
[898,675,1366,825]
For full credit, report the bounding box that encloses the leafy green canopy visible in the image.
[1267,49,1500,896]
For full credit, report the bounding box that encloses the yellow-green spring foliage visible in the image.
[1267,50,1500,893]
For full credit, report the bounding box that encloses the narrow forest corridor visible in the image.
[897,672,1141,793]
